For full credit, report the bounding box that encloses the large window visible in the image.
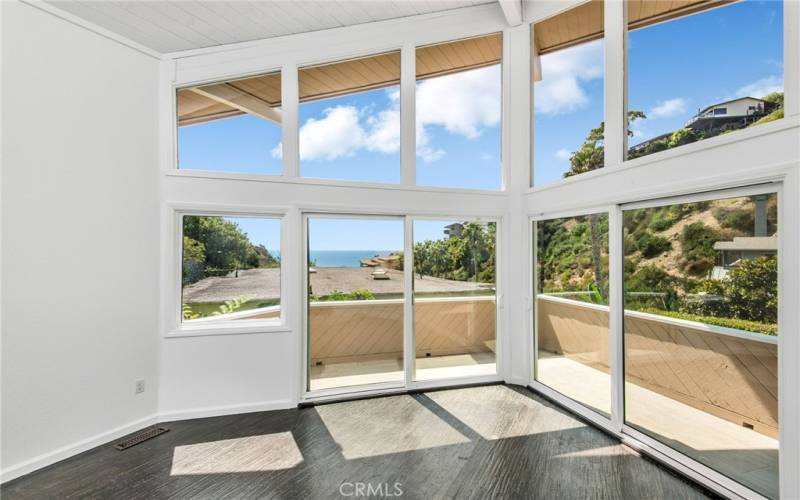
[413,220,497,380]
[181,215,281,324]
[627,1,783,159]
[298,52,401,183]
[534,213,609,417]
[415,34,502,190]
[306,216,405,391]
[176,71,282,175]
[532,1,604,185]
[623,191,778,498]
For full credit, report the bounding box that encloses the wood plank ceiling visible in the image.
[45,0,494,54]
[177,33,501,126]
[534,0,734,55]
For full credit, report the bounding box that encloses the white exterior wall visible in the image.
[1,1,161,481]
[702,97,766,118]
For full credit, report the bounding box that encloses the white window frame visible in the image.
[527,0,799,191]
[161,5,512,194]
[620,0,797,167]
[296,49,404,185]
[301,210,504,403]
[163,202,291,338]
[527,179,796,500]
[413,33,505,191]
[170,65,286,181]
[529,207,614,420]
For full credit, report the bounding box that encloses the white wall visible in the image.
[1,1,161,481]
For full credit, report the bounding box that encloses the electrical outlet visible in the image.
[135,379,145,394]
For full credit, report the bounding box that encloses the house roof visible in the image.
[697,96,765,115]
[713,235,778,252]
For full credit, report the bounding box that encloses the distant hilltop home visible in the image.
[630,96,776,153]
[684,96,773,131]
[444,222,464,238]
[711,194,777,279]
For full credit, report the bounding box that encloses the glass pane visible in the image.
[176,71,282,175]
[415,34,502,190]
[623,193,778,498]
[535,214,610,417]
[299,52,401,183]
[307,217,404,391]
[413,220,497,380]
[627,0,783,159]
[532,1,604,185]
[182,216,281,323]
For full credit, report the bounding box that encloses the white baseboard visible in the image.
[1,399,297,485]
[157,399,296,422]
[0,413,158,484]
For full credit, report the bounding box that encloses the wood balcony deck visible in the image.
[537,295,778,499]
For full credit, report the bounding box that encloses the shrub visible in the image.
[680,222,719,275]
[319,288,375,301]
[667,128,698,148]
[625,265,679,311]
[636,233,671,258]
[713,206,754,233]
[682,256,777,324]
[639,308,776,336]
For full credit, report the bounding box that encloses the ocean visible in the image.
[309,250,398,268]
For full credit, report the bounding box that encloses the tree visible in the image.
[564,110,647,177]
[182,237,206,284]
[562,114,644,301]
[181,216,278,284]
[412,222,495,283]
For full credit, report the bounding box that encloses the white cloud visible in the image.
[273,66,503,164]
[271,89,403,162]
[416,65,501,139]
[555,148,571,161]
[649,98,688,119]
[733,75,782,99]
[534,40,603,116]
[297,106,366,161]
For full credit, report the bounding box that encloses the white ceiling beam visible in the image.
[189,83,282,125]
[498,0,523,26]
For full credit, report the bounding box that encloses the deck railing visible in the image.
[536,294,778,437]
[202,296,497,365]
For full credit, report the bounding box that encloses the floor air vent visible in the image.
[114,426,169,450]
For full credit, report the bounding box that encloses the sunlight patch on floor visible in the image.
[315,394,471,459]
[424,385,585,440]
[170,432,303,475]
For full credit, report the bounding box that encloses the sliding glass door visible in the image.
[533,213,610,417]
[622,191,779,499]
[306,215,405,392]
[305,214,500,395]
[531,187,780,499]
[412,219,497,381]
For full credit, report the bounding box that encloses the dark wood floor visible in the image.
[2,385,713,499]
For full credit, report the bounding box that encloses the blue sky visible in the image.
[305,218,459,252]
[534,0,783,185]
[228,217,281,253]
[179,64,501,189]
[186,1,783,249]
[233,217,470,254]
